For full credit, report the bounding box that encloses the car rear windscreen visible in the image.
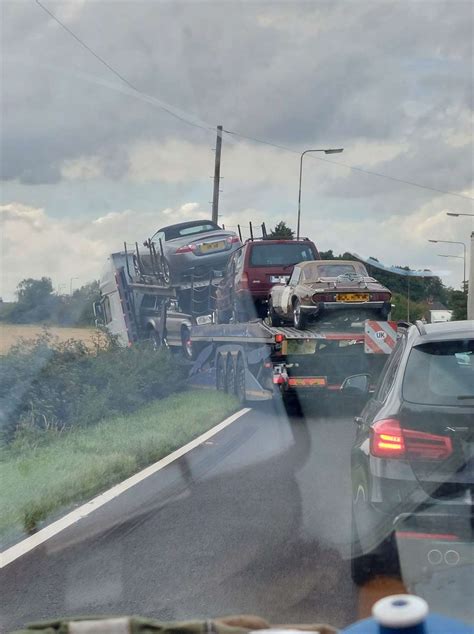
[303,263,365,279]
[165,223,219,239]
[403,339,474,407]
[249,243,315,266]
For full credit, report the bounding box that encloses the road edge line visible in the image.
[0,407,251,569]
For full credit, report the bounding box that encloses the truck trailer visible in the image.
[188,318,398,407]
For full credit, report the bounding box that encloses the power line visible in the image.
[223,129,474,201]
[34,0,212,133]
[34,0,473,202]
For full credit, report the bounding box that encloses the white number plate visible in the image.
[196,314,213,325]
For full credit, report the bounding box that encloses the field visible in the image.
[0,324,97,354]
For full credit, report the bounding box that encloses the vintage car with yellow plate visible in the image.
[268,260,392,329]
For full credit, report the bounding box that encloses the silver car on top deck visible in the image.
[148,220,241,284]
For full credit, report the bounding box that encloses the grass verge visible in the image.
[0,390,238,544]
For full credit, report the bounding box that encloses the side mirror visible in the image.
[340,373,370,395]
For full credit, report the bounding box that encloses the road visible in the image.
[1,399,388,632]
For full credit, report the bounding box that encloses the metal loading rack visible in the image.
[122,241,223,317]
[190,320,369,344]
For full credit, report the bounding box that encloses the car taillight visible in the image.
[239,272,249,290]
[370,419,453,460]
[175,244,197,254]
[370,292,391,301]
[403,427,453,460]
[226,235,240,244]
[313,293,335,303]
[370,419,405,457]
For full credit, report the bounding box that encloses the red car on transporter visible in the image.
[216,237,320,322]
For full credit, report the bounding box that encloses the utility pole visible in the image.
[211,125,223,225]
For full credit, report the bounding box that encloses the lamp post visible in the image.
[428,239,467,294]
[446,213,473,318]
[297,147,344,239]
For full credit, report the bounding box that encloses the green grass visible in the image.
[0,390,238,543]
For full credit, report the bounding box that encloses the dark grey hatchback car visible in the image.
[348,320,474,586]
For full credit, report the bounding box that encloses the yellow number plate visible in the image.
[288,377,327,387]
[201,240,225,252]
[336,293,369,302]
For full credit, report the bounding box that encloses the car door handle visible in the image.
[354,416,364,425]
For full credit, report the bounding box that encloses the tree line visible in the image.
[0,277,100,326]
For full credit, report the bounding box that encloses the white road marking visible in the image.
[0,407,251,569]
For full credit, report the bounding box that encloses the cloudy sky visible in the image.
[1,0,473,299]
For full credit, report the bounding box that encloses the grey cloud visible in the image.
[322,136,474,215]
[1,0,472,189]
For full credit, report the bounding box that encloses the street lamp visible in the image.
[297,147,344,239]
[446,212,474,217]
[428,239,467,294]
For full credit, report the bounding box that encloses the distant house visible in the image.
[429,309,453,323]
[425,300,452,323]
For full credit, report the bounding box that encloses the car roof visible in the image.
[409,320,474,344]
[155,220,220,233]
[246,238,315,246]
[298,259,360,267]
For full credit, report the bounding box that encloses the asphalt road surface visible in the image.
[1,398,383,632]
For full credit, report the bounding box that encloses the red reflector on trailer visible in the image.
[396,531,459,541]
[288,377,327,387]
[275,333,285,343]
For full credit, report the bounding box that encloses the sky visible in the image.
[1,0,473,300]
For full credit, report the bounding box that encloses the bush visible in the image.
[0,330,187,444]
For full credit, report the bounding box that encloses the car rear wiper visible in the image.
[457,395,474,400]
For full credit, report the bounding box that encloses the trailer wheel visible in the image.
[268,298,282,327]
[235,354,246,404]
[147,328,161,351]
[225,354,236,394]
[181,326,193,361]
[293,299,307,330]
[216,354,226,391]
